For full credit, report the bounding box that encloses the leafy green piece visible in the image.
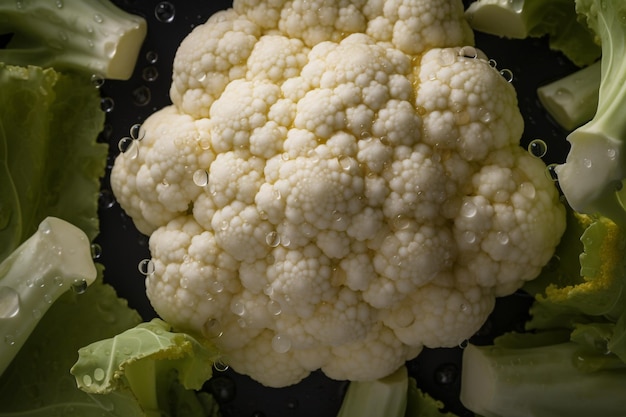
[555,0,626,224]
[0,267,144,416]
[405,376,459,417]
[0,0,146,80]
[0,64,108,262]
[71,318,222,417]
[465,0,601,66]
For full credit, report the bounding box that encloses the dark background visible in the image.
[94,1,578,416]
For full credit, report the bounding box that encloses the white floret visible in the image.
[365,0,474,54]
[383,281,494,347]
[322,323,421,381]
[110,106,214,235]
[209,79,281,152]
[170,9,261,118]
[246,35,310,83]
[417,47,524,160]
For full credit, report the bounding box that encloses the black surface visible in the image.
[94,1,577,416]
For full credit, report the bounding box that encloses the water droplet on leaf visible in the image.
[0,286,20,318]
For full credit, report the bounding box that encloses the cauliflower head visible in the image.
[111,0,566,387]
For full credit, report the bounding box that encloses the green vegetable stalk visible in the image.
[465,0,600,66]
[0,217,97,376]
[0,0,147,80]
[336,366,409,417]
[461,339,626,417]
[537,60,600,131]
[555,0,626,225]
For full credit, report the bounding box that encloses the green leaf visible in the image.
[71,318,221,417]
[0,64,107,262]
[405,376,459,417]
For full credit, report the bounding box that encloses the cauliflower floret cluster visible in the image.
[111,0,566,387]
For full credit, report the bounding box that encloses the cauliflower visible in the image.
[111,0,566,387]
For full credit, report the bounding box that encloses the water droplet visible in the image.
[459,46,477,59]
[231,301,245,316]
[496,231,510,245]
[545,163,559,181]
[267,300,282,315]
[203,318,224,338]
[132,85,151,106]
[90,243,102,260]
[213,360,230,372]
[458,339,469,349]
[608,148,618,160]
[478,108,492,123]
[460,201,477,218]
[265,231,280,247]
[155,1,176,22]
[434,363,458,385]
[93,13,103,23]
[129,124,145,141]
[338,155,356,171]
[499,69,514,82]
[4,334,16,346]
[272,334,292,353]
[93,368,105,382]
[392,214,411,230]
[82,374,93,387]
[71,279,88,294]
[527,139,547,158]
[145,51,158,64]
[99,189,116,209]
[142,66,159,82]
[90,74,104,88]
[118,137,139,159]
[210,280,224,293]
[583,158,593,168]
[193,169,209,187]
[138,259,155,275]
[0,286,20,318]
[100,97,114,113]
[438,48,457,66]
[519,182,536,199]
[463,230,476,244]
[488,59,497,68]
[555,87,573,101]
